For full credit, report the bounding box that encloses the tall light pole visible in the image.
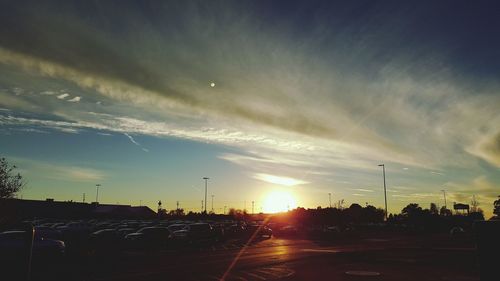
[203,177,209,214]
[95,184,101,204]
[211,195,214,213]
[441,190,447,210]
[378,164,388,220]
[252,201,255,214]
[328,193,332,208]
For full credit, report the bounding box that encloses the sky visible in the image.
[1,0,499,217]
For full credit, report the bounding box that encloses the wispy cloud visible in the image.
[57,93,69,100]
[124,133,149,152]
[466,132,500,168]
[11,157,105,182]
[67,96,81,102]
[97,132,112,136]
[352,188,375,193]
[253,173,308,186]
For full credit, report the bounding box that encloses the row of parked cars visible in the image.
[0,219,274,260]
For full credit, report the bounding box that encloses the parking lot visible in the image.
[0,218,482,281]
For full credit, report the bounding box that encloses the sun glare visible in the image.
[262,190,297,213]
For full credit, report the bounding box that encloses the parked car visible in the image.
[125,227,171,249]
[116,227,136,238]
[167,224,186,233]
[0,230,65,260]
[173,223,216,243]
[90,229,121,253]
[34,226,62,240]
[277,225,299,237]
[450,226,465,236]
[244,224,273,239]
[223,223,246,238]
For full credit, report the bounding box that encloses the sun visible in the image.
[262,190,297,213]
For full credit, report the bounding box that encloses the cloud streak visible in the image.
[253,173,308,187]
[124,133,149,152]
[11,157,105,182]
[57,93,69,99]
[67,96,81,102]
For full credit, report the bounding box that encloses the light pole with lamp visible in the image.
[95,184,101,204]
[203,177,209,214]
[378,164,388,220]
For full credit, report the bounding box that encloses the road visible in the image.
[69,235,479,281]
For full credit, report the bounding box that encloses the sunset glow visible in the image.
[262,190,297,214]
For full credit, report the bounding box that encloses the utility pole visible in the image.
[252,201,255,214]
[211,195,214,213]
[378,164,388,220]
[83,193,85,203]
[471,195,479,212]
[224,205,227,215]
[328,193,332,208]
[201,200,204,212]
[441,190,447,210]
[203,177,209,214]
[176,201,179,210]
[95,184,101,204]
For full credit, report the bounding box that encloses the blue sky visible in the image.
[1,0,499,216]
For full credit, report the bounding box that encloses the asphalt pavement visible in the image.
[72,234,479,281]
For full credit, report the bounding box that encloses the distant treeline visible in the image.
[160,201,498,233]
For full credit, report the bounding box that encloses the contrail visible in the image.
[124,133,149,152]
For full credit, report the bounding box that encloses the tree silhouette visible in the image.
[430,203,439,215]
[494,196,500,217]
[346,203,363,223]
[0,157,24,199]
[168,208,185,216]
[402,203,422,217]
[440,206,452,216]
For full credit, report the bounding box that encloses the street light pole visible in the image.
[378,164,388,220]
[328,193,332,208]
[203,177,209,214]
[211,195,214,213]
[441,190,447,210]
[95,184,101,204]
